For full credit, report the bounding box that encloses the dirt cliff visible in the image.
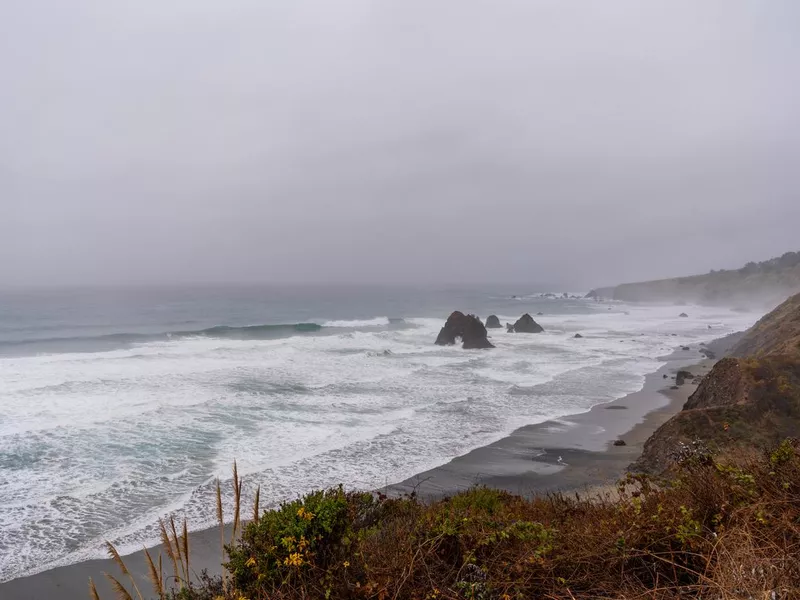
[633,292,800,474]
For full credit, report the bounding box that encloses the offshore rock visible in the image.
[485,315,502,329]
[511,314,544,333]
[435,311,494,349]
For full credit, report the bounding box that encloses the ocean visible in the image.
[0,284,760,582]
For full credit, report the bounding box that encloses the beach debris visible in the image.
[485,314,502,329]
[681,346,691,351]
[574,333,583,338]
[435,311,494,349]
[679,312,689,317]
[613,439,627,446]
[510,313,544,333]
[670,385,680,390]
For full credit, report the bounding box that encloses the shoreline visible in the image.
[387,347,714,499]
[0,344,721,599]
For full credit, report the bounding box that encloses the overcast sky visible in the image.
[1,0,799,289]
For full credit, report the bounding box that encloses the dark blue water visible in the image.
[0,284,589,355]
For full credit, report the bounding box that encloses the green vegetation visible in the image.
[735,251,800,275]
[635,292,800,474]
[610,249,800,306]
[97,440,800,600]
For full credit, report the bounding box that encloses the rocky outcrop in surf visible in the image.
[435,311,494,349]
[510,314,544,333]
[485,315,502,329]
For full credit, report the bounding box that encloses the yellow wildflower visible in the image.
[297,507,315,521]
[283,552,304,567]
[343,560,350,568]
[297,535,309,550]
[245,557,256,568]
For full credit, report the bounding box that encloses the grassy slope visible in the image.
[609,253,800,307]
[105,443,800,600]
[633,292,800,475]
[729,292,800,357]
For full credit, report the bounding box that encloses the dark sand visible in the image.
[387,349,714,499]
[0,345,718,600]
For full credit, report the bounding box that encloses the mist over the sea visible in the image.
[2,0,799,289]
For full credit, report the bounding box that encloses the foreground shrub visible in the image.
[96,439,800,599]
[226,486,377,597]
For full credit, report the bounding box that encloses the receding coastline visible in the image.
[0,340,724,600]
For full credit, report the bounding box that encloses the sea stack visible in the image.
[511,313,544,333]
[485,315,502,329]
[435,311,495,349]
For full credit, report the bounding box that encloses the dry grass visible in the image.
[93,440,800,600]
[100,514,197,600]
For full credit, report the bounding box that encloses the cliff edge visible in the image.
[589,251,800,308]
[633,292,800,474]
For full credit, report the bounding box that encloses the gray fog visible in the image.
[2,0,799,289]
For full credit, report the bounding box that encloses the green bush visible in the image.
[226,486,374,595]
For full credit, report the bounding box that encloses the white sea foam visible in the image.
[322,317,391,327]
[0,304,760,581]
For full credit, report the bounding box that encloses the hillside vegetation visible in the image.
[97,443,800,600]
[634,292,800,475]
[729,292,800,357]
[603,251,800,308]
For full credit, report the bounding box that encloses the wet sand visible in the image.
[387,349,714,499]
[0,345,718,600]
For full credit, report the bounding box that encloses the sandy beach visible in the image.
[0,343,722,600]
[387,348,715,499]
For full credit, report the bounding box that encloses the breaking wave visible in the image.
[0,319,408,355]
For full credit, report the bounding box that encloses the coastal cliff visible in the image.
[590,251,800,308]
[634,292,800,474]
